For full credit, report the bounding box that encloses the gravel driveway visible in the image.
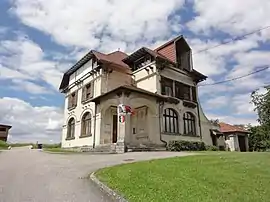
[0,147,193,202]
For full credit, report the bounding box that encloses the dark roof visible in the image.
[122,47,172,65]
[90,85,179,103]
[219,122,249,134]
[0,124,12,129]
[59,50,131,91]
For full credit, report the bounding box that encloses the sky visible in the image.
[0,0,270,143]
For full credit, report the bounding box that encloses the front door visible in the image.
[112,115,118,143]
[238,135,247,152]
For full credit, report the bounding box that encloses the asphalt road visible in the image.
[0,147,192,202]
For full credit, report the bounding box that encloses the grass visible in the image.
[96,152,270,202]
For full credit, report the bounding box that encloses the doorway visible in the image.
[238,135,247,152]
[112,115,118,143]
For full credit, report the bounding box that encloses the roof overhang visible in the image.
[90,85,180,104]
[0,124,12,129]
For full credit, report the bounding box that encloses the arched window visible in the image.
[81,112,91,137]
[183,112,196,136]
[163,108,179,134]
[67,118,75,139]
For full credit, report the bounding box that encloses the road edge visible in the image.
[89,172,128,202]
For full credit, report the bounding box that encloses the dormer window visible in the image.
[134,55,153,70]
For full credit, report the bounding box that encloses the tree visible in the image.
[249,87,270,151]
[251,87,270,128]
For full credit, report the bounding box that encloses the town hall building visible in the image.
[59,35,224,153]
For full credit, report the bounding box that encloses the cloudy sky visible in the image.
[0,0,270,143]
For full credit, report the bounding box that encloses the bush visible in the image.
[0,140,9,149]
[42,143,61,149]
[167,140,206,151]
[206,145,219,151]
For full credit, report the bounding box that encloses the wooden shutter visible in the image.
[74,91,78,107]
[81,86,86,103]
[91,81,94,98]
[68,95,71,109]
[192,87,197,102]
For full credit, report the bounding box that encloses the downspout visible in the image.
[156,64,167,148]
[197,90,203,140]
[159,101,167,147]
[93,102,97,148]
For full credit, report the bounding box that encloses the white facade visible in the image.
[61,56,217,151]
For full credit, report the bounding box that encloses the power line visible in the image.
[198,66,269,87]
[193,25,270,55]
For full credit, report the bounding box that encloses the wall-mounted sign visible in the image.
[119,115,125,123]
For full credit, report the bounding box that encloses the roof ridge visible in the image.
[155,35,183,51]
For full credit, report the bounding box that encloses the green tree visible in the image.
[251,87,270,128]
[249,87,270,151]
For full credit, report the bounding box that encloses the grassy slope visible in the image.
[96,152,270,202]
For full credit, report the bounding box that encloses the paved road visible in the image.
[0,148,193,202]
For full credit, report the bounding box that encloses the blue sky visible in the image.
[0,0,270,143]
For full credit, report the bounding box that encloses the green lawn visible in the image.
[96,152,270,202]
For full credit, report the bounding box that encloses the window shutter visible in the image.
[74,91,78,107]
[91,81,94,98]
[81,86,86,102]
[68,95,71,109]
[192,87,197,102]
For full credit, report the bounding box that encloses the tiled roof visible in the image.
[219,122,249,133]
[92,50,130,69]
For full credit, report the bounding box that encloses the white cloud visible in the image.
[0,35,65,92]
[206,113,259,126]
[0,97,63,143]
[205,96,229,107]
[9,79,53,94]
[188,0,270,38]
[231,93,255,115]
[10,0,185,51]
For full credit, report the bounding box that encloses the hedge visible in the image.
[0,140,9,149]
[167,140,206,151]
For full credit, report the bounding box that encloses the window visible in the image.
[67,118,75,139]
[81,112,91,137]
[161,77,194,101]
[134,55,153,70]
[161,77,173,96]
[68,91,77,109]
[163,108,179,134]
[183,112,196,136]
[82,82,93,102]
[183,84,191,100]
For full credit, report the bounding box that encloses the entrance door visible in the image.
[238,135,246,152]
[112,115,118,143]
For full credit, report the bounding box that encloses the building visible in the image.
[219,122,249,152]
[59,35,219,153]
[0,124,12,142]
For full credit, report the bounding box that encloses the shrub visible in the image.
[206,145,219,151]
[167,140,206,151]
[0,140,9,149]
[42,143,61,149]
